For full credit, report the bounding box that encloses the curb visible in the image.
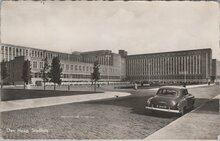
[145,93,220,140]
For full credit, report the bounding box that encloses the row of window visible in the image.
[61,64,93,72]
[32,73,120,79]
[62,64,118,73]
[31,61,119,74]
[1,46,28,61]
[83,55,112,66]
[1,46,71,61]
[31,61,44,69]
[126,54,208,76]
[130,75,206,80]
[2,46,116,65]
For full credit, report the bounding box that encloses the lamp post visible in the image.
[148,63,150,84]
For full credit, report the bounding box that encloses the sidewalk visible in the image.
[0,91,130,112]
[145,94,220,140]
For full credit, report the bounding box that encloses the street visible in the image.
[1,85,219,139]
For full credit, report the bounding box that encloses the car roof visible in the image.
[159,86,187,90]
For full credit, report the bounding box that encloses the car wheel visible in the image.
[179,107,186,116]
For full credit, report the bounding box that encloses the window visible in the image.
[71,65,73,71]
[75,65,78,71]
[79,66,81,71]
[82,66,85,71]
[86,66,89,71]
[157,88,177,97]
[9,47,11,55]
[66,64,69,71]
[1,46,4,53]
[26,50,28,56]
[13,48,15,55]
[33,61,37,68]
[34,73,38,78]
[40,62,43,69]
[5,47,8,55]
[23,49,25,56]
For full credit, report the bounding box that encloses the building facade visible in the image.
[0,43,219,85]
[126,49,213,84]
[0,44,126,85]
[212,59,220,82]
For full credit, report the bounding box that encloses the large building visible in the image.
[0,44,126,85]
[0,43,219,85]
[126,48,213,84]
[212,59,220,82]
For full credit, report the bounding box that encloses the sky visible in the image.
[1,1,220,59]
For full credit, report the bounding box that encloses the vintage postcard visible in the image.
[0,0,219,140]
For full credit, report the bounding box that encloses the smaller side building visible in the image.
[211,59,220,83]
[5,56,30,85]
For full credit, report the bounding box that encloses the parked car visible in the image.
[145,86,195,116]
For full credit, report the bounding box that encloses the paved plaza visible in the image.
[1,85,219,139]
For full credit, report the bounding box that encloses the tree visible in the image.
[1,60,9,88]
[91,60,100,92]
[22,60,31,89]
[40,57,50,90]
[49,56,62,90]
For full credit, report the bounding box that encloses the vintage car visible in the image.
[145,86,195,115]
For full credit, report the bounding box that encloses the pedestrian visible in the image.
[208,81,210,86]
[134,83,138,90]
[68,85,70,91]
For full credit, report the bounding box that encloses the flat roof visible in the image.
[0,43,70,55]
[0,43,117,56]
[127,48,211,58]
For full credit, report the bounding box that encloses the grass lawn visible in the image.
[1,89,102,101]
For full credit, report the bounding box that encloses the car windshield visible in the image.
[157,88,178,97]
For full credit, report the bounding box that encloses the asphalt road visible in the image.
[1,85,219,139]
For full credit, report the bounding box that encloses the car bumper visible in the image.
[145,106,180,113]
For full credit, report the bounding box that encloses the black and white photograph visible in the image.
[0,0,220,140]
